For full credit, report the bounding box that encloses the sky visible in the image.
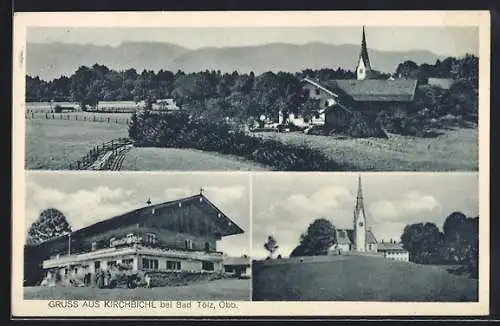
[24,172,250,257]
[252,173,479,259]
[26,26,479,57]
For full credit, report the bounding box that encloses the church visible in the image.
[328,176,410,262]
[301,27,418,133]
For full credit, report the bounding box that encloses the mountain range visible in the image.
[26,41,447,81]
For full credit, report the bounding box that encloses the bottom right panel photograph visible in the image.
[251,173,480,302]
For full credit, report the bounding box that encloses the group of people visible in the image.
[92,269,114,288]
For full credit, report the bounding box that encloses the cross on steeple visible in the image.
[146,197,152,205]
[199,187,205,195]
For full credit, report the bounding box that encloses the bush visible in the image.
[129,112,346,171]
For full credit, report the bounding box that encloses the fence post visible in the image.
[108,117,110,123]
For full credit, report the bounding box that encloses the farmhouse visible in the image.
[328,176,409,262]
[95,101,139,113]
[300,27,418,131]
[25,192,245,286]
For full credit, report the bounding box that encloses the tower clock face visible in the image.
[359,221,364,227]
[359,68,364,74]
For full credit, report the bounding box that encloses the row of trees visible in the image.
[401,211,478,277]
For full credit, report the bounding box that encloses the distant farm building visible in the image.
[377,242,410,261]
[299,27,418,134]
[96,101,138,113]
[223,255,251,278]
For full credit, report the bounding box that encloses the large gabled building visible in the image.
[24,193,245,286]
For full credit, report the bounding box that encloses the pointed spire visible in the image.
[146,197,151,205]
[359,26,371,70]
[354,175,366,224]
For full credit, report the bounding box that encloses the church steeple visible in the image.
[353,175,367,252]
[356,26,372,80]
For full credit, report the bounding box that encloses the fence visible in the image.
[26,112,131,125]
[69,138,133,170]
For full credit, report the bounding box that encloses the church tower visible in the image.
[356,26,372,80]
[353,175,367,251]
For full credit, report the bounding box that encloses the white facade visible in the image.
[382,250,410,262]
[357,57,368,80]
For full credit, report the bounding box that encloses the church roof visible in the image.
[358,26,372,71]
[335,228,378,245]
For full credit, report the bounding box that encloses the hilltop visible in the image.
[252,255,478,301]
[27,41,444,81]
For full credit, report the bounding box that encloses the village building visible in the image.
[328,176,410,262]
[223,255,251,278]
[24,192,245,287]
[299,27,418,133]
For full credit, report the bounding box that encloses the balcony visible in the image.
[43,246,137,269]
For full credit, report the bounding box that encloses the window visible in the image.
[94,261,100,270]
[142,258,159,270]
[202,261,214,271]
[166,260,181,270]
[122,258,134,266]
[108,260,117,269]
[91,242,97,251]
[205,242,210,252]
[315,88,320,95]
[359,222,364,227]
[185,239,193,250]
[145,233,158,245]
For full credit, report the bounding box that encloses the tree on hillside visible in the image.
[264,235,279,259]
[26,208,72,246]
[401,222,443,264]
[295,218,336,256]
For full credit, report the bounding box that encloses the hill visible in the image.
[252,255,478,301]
[27,41,445,81]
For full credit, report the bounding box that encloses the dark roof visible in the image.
[325,80,418,102]
[27,194,244,249]
[378,242,407,252]
[358,26,372,72]
[335,228,378,245]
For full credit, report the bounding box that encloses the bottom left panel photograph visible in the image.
[21,171,251,301]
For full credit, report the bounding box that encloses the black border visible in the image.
[9,0,499,322]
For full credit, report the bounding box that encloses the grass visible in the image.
[252,256,478,301]
[26,119,128,170]
[24,279,250,301]
[253,127,478,171]
[121,147,271,171]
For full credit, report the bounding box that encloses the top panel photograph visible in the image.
[23,23,482,171]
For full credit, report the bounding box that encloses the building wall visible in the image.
[138,254,223,273]
[302,84,338,109]
[383,251,410,262]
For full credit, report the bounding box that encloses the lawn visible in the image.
[252,127,478,171]
[252,256,478,301]
[120,147,271,171]
[24,279,251,301]
[26,119,129,170]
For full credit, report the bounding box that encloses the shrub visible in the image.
[129,112,346,171]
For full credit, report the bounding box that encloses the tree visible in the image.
[263,235,279,258]
[297,218,336,256]
[26,208,72,245]
[401,222,443,264]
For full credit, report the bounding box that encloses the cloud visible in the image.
[368,191,441,223]
[25,181,138,236]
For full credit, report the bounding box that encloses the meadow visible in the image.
[24,279,250,301]
[252,255,478,301]
[26,119,128,170]
[253,126,478,171]
[121,147,270,171]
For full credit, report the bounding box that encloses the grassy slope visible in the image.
[24,279,251,301]
[252,256,478,301]
[253,127,478,171]
[121,147,271,171]
[26,119,128,170]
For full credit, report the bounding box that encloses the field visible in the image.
[252,255,478,301]
[24,279,250,301]
[121,147,270,171]
[26,119,128,170]
[253,126,478,171]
